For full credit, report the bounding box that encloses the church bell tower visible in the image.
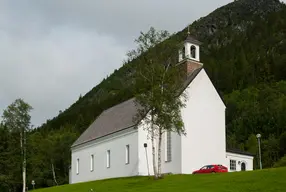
[178,27,203,76]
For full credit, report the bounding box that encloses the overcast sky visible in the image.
[1,0,285,127]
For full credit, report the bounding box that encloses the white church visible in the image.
[69,34,254,184]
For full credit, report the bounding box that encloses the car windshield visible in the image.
[201,165,212,169]
[201,166,208,169]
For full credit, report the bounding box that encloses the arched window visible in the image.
[182,47,185,59]
[241,162,246,171]
[191,45,196,59]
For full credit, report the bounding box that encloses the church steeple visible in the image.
[177,26,203,76]
[178,26,202,63]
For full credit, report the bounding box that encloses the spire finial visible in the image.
[187,25,190,36]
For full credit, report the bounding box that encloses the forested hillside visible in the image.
[1,0,286,191]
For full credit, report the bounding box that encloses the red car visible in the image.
[192,164,228,174]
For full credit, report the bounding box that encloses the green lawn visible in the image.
[35,167,286,192]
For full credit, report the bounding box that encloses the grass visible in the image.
[35,167,286,192]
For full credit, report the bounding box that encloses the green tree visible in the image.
[245,134,258,154]
[273,155,286,168]
[129,27,187,178]
[262,135,279,168]
[27,125,78,188]
[279,132,286,156]
[245,134,258,169]
[0,123,11,191]
[1,99,33,192]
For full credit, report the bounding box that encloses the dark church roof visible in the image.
[226,148,255,157]
[184,35,202,45]
[71,98,143,148]
[71,67,203,148]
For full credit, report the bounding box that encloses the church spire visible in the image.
[177,25,203,77]
[178,25,202,63]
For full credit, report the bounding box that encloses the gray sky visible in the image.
[1,0,284,127]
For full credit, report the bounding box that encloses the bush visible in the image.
[273,155,286,168]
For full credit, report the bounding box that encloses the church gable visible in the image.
[185,68,226,109]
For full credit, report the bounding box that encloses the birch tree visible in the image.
[1,99,33,192]
[130,27,187,178]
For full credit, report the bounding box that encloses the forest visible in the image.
[1,0,286,191]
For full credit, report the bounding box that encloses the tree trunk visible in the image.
[151,115,157,178]
[157,128,163,178]
[51,162,58,186]
[157,62,169,178]
[151,130,157,178]
[23,162,26,192]
[21,131,26,192]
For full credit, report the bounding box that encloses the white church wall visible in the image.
[181,69,226,174]
[70,127,139,184]
[137,115,182,176]
[138,118,156,176]
[226,152,254,172]
[161,131,182,174]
